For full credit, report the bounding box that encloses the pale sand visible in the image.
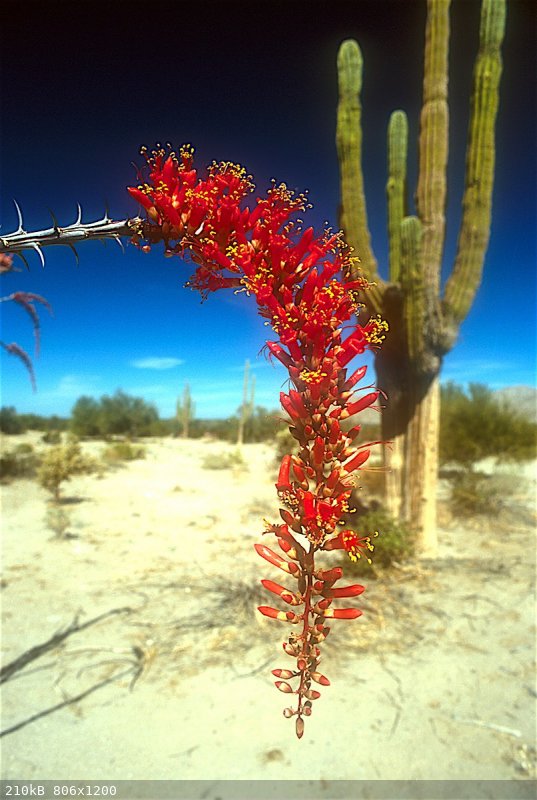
[1,435,535,785]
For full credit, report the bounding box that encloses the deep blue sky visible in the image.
[1,0,535,419]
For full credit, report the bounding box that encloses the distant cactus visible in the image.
[176,382,195,438]
[336,0,506,554]
[237,359,255,447]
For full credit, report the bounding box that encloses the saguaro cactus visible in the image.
[176,382,194,438]
[237,358,255,446]
[336,0,506,555]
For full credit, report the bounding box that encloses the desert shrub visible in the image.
[41,429,62,444]
[274,427,296,462]
[0,406,25,434]
[70,390,160,438]
[0,443,40,481]
[448,471,520,518]
[37,436,95,502]
[71,396,102,437]
[102,441,146,463]
[339,509,415,576]
[14,442,34,454]
[202,449,245,470]
[98,390,159,437]
[243,406,281,442]
[440,382,537,467]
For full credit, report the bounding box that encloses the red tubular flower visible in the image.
[128,143,387,739]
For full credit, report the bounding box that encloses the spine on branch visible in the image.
[0,206,143,267]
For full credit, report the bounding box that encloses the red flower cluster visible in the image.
[128,144,388,738]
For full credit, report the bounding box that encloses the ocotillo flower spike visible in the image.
[128,143,387,738]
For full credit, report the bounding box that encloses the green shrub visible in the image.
[338,509,415,576]
[440,382,537,467]
[448,471,520,518]
[102,441,146,464]
[37,436,95,502]
[70,396,102,437]
[202,449,245,470]
[14,442,34,455]
[0,406,25,434]
[0,444,40,481]
[42,430,62,445]
[274,428,296,462]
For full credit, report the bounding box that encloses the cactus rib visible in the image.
[415,0,450,296]
[443,0,506,324]
[387,111,409,284]
[336,39,383,313]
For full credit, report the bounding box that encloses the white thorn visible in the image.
[66,242,80,266]
[48,208,60,233]
[113,236,125,254]
[15,251,30,270]
[13,199,25,233]
[75,203,82,225]
[30,242,45,268]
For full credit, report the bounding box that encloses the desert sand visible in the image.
[0,434,536,796]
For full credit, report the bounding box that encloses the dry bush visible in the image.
[0,442,40,482]
[37,436,96,502]
[102,441,146,464]
[201,449,245,470]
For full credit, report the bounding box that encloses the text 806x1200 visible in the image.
[3,786,118,797]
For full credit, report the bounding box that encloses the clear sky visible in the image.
[1,0,535,419]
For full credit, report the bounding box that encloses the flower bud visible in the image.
[272,669,295,679]
[310,672,330,686]
[275,680,294,693]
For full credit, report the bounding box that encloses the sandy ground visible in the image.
[0,434,536,792]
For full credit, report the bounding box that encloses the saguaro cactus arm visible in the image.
[415,0,450,297]
[386,110,409,285]
[336,39,383,313]
[442,0,506,329]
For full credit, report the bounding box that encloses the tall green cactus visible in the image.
[336,0,506,554]
[177,382,194,438]
[237,358,255,446]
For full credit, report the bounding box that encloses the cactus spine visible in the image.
[336,0,506,554]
